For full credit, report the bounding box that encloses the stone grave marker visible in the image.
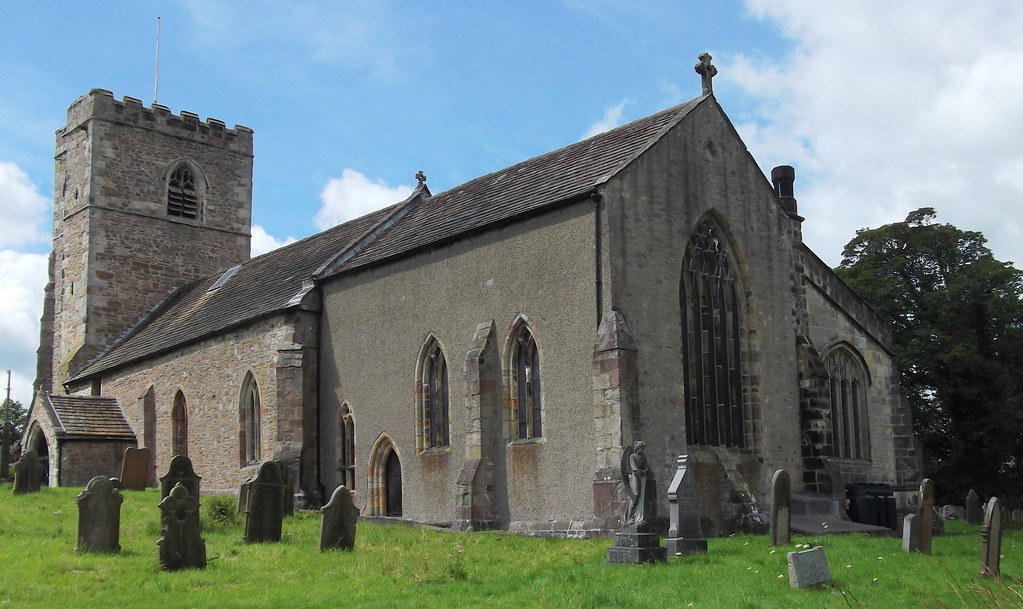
[119,447,150,491]
[76,476,123,553]
[918,478,935,554]
[902,513,920,553]
[273,460,295,516]
[244,461,285,543]
[606,440,667,564]
[159,455,201,501]
[664,454,707,557]
[1012,509,1023,527]
[980,496,1004,577]
[787,546,832,589]
[158,482,206,571]
[237,474,256,514]
[770,469,791,547]
[320,485,359,551]
[12,448,44,494]
[966,489,983,525]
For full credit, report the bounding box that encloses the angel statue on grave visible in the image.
[622,440,649,526]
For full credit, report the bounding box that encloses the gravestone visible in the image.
[244,461,285,543]
[319,485,359,551]
[664,455,707,557]
[606,441,667,564]
[1011,509,1023,527]
[787,546,832,589]
[917,478,935,554]
[159,455,201,501]
[980,496,1004,577]
[12,448,44,494]
[76,476,123,553]
[237,474,256,514]
[902,513,920,553]
[158,482,206,571]
[770,469,791,547]
[119,447,150,491]
[942,505,958,520]
[273,460,295,516]
[966,489,983,525]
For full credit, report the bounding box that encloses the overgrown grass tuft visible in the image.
[1,484,1021,608]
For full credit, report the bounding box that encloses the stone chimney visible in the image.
[771,165,798,217]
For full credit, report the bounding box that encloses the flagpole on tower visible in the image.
[154,16,162,105]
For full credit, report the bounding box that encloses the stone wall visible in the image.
[319,201,598,528]
[47,89,253,391]
[77,315,304,492]
[59,440,136,487]
[600,98,804,508]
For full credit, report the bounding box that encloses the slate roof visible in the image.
[74,202,402,379]
[43,394,136,440]
[72,95,708,380]
[327,96,707,274]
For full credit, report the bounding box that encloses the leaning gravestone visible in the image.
[119,447,150,491]
[966,489,983,525]
[237,473,256,514]
[158,482,206,571]
[76,476,123,553]
[320,485,359,551]
[980,496,1004,577]
[12,448,44,494]
[787,546,832,589]
[917,478,935,554]
[902,513,921,553]
[770,469,791,547]
[664,454,707,557]
[244,461,285,543]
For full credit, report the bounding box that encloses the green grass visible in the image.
[1,484,1021,608]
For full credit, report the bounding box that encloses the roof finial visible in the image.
[694,52,717,96]
[415,170,427,185]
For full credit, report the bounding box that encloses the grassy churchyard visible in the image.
[1,485,1021,609]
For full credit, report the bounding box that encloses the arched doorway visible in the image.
[385,450,402,517]
[23,421,50,486]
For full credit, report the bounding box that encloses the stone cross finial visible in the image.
[695,52,717,95]
[415,170,427,185]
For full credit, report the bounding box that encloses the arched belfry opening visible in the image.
[680,221,749,449]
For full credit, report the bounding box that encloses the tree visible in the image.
[836,208,1023,502]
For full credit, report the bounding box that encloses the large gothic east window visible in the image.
[681,223,746,449]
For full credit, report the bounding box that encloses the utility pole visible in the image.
[1,369,10,479]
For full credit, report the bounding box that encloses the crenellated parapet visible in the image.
[58,89,252,155]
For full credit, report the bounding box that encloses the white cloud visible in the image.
[250,225,297,258]
[0,249,48,406]
[727,0,1023,266]
[315,169,412,230]
[0,161,49,249]
[581,98,635,140]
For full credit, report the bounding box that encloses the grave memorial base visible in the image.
[606,524,667,564]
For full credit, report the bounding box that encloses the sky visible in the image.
[1,1,1021,408]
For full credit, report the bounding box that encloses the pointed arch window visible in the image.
[166,162,202,220]
[681,223,746,449]
[417,338,450,450]
[824,348,870,460]
[510,322,542,440]
[339,403,356,489]
[240,373,261,465]
[172,391,188,457]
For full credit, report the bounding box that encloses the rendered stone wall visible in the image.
[599,98,804,507]
[319,202,597,528]
[47,89,253,391]
[80,316,300,492]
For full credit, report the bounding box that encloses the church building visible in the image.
[26,58,917,535]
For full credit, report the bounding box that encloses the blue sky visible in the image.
[2,1,1022,405]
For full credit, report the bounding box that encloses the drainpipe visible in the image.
[593,191,604,327]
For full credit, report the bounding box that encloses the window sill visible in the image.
[508,437,546,447]
[418,446,451,456]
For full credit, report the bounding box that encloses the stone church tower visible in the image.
[36,89,253,393]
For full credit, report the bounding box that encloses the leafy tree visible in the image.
[836,208,1023,501]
